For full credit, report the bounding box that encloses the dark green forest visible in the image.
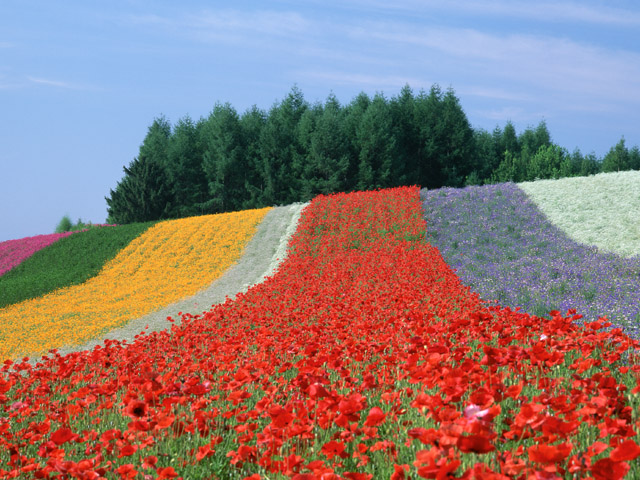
[106,85,640,223]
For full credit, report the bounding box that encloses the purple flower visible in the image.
[420,183,640,339]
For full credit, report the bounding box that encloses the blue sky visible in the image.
[2,0,640,242]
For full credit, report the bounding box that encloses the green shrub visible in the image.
[54,215,73,233]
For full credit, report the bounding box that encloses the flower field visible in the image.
[0,222,154,309]
[421,182,640,339]
[0,208,269,360]
[1,186,640,479]
[519,171,640,258]
[0,232,76,277]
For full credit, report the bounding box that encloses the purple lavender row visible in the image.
[420,183,640,339]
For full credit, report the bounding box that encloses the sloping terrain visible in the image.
[0,223,152,308]
[519,171,640,258]
[421,179,640,338]
[2,186,639,479]
[53,203,307,358]
[0,207,269,360]
[0,232,76,277]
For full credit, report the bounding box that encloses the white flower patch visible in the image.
[519,171,640,258]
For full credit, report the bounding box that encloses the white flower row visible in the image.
[519,171,640,258]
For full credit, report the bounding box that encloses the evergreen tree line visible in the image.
[106,85,640,224]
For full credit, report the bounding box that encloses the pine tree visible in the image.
[343,92,371,191]
[356,93,396,190]
[579,152,601,177]
[165,116,207,217]
[414,85,474,188]
[602,137,630,172]
[414,85,447,188]
[389,84,418,186]
[471,129,499,184]
[105,117,173,223]
[106,153,173,223]
[438,88,475,187]
[528,144,567,180]
[502,121,519,156]
[629,145,640,170]
[258,86,308,205]
[239,106,267,209]
[200,103,247,213]
[302,94,350,197]
[519,121,551,156]
[293,103,322,200]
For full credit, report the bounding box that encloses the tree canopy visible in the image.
[106,85,639,223]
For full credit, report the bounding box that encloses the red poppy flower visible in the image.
[457,434,495,454]
[391,464,409,480]
[364,407,386,427]
[116,464,137,479]
[142,456,158,469]
[321,440,348,459]
[156,466,179,479]
[343,473,373,480]
[269,404,294,429]
[610,439,640,462]
[125,399,148,418]
[528,443,572,464]
[591,458,630,480]
[50,427,74,446]
[118,444,137,458]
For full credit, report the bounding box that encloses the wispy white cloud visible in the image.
[0,71,25,89]
[26,76,99,91]
[124,9,312,44]
[119,13,173,29]
[117,3,640,118]
[0,82,21,89]
[340,0,640,27]
[123,9,389,68]
[27,76,75,88]
[472,106,551,123]
[480,0,640,26]
[355,23,640,104]
[458,86,535,102]
[298,71,426,91]
[474,106,527,121]
[191,9,310,37]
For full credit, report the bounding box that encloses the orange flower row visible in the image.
[0,207,270,360]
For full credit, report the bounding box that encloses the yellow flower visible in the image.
[0,207,270,360]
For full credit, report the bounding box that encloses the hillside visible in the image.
[0,208,269,360]
[1,179,640,479]
[0,223,153,308]
[519,170,640,258]
[421,171,640,339]
[0,231,76,277]
[2,186,640,479]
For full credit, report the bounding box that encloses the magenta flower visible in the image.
[0,232,76,276]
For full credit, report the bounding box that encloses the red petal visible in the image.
[457,434,495,453]
[592,458,630,480]
[50,427,74,446]
[610,440,640,462]
[528,443,572,464]
[364,406,386,427]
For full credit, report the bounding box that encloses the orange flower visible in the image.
[0,207,270,360]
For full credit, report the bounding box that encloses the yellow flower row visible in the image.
[0,207,270,360]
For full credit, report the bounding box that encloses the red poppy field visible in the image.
[2,186,640,479]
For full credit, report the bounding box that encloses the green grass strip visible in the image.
[0,222,156,308]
